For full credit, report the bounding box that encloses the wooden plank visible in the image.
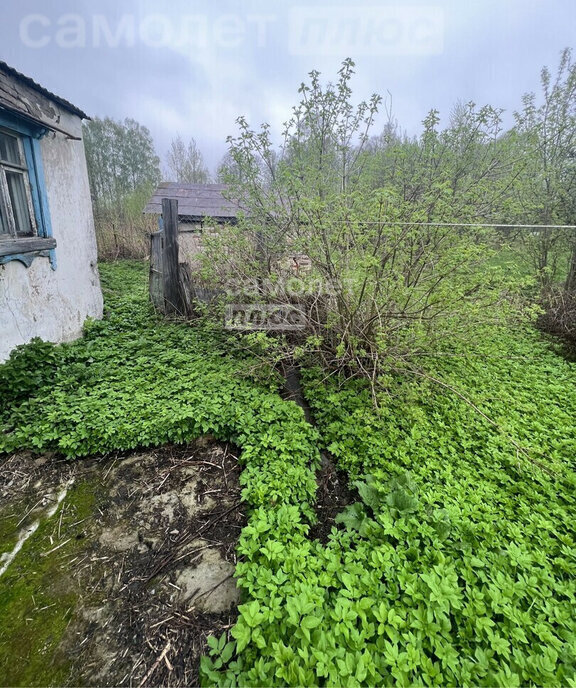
[179,262,195,316]
[161,198,183,315]
[0,236,56,257]
[149,231,164,311]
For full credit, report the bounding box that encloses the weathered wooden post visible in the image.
[162,198,183,315]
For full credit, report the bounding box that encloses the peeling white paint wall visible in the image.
[0,105,103,362]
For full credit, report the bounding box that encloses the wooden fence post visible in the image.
[162,198,183,314]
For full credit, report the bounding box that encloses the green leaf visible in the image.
[301,615,321,630]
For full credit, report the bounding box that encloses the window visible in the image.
[0,115,55,268]
[0,129,36,238]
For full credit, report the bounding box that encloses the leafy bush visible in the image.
[203,60,533,390]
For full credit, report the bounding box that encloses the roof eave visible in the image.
[0,61,89,120]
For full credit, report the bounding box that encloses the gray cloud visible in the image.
[1,0,574,172]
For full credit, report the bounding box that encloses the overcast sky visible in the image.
[1,0,574,174]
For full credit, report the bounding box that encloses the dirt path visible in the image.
[0,440,245,687]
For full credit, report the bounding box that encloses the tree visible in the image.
[216,152,237,183]
[83,117,161,217]
[165,135,210,183]
[198,60,524,390]
[512,48,576,287]
[83,117,161,259]
[216,150,271,185]
[364,99,521,225]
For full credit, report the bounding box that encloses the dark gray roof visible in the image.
[144,182,246,221]
[0,61,89,120]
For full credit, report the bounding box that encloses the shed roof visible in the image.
[144,182,246,221]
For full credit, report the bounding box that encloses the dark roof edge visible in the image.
[0,61,89,120]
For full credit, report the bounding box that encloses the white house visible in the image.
[0,61,102,362]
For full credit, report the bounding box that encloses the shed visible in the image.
[144,183,246,303]
[0,61,103,361]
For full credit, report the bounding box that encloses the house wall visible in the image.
[0,104,103,362]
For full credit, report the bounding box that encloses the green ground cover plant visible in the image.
[0,262,320,513]
[202,330,576,686]
[2,261,576,686]
[294,330,576,686]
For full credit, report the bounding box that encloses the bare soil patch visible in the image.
[308,452,354,543]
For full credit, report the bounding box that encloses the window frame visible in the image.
[0,127,38,238]
[0,112,55,269]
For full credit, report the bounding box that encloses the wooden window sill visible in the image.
[0,236,56,257]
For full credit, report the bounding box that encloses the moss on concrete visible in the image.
[0,508,23,558]
[0,479,100,686]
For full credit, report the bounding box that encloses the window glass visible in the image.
[6,171,32,236]
[0,132,21,166]
[0,203,8,234]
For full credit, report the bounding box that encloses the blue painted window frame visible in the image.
[0,111,55,269]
